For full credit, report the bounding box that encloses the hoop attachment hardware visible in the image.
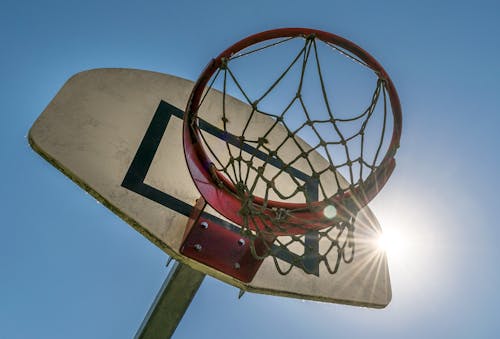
[180,197,272,282]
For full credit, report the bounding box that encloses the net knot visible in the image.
[236,180,249,196]
[220,57,228,69]
[257,137,268,146]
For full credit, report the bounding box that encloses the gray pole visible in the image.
[135,261,205,339]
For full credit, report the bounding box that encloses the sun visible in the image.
[377,233,390,251]
[376,228,406,258]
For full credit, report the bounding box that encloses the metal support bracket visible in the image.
[180,197,267,283]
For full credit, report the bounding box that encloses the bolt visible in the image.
[200,221,208,229]
[234,263,241,269]
[194,244,202,252]
[238,239,245,246]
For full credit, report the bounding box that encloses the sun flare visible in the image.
[377,233,390,251]
[376,229,406,258]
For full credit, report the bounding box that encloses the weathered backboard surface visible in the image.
[29,68,391,307]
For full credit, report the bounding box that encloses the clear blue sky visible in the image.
[1,0,499,338]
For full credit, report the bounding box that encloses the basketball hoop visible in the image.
[182,28,402,279]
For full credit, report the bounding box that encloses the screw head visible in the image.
[234,263,241,269]
[200,221,209,229]
[238,238,245,246]
[194,244,202,252]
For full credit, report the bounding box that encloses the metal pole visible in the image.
[135,261,205,339]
